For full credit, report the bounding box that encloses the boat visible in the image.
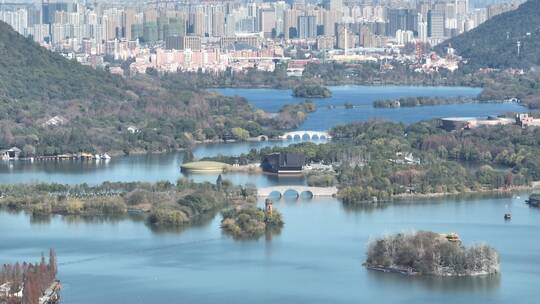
[504,213,512,220]
[100,153,111,160]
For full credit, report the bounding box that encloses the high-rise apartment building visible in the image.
[211,10,225,37]
[337,25,355,50]
[386,8,417,36]
[297,15,316,39]
[258,9,275,38]
[192,10,205,36]
[284,8,300,39]
[322,10,339,36]
[123,9,136,40]
[427,9,445,39]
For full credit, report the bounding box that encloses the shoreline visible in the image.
[211,83,484,91]
[1,183,536,222]
[343,185,539,206]
[1,84,516,161]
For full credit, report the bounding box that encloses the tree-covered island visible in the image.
[373,96,480,108]
[365,231,500,276]
[292,83,332,98]
[221,199,284,240]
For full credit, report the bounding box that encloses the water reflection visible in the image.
[30,214,52,224]
[342,202,390,213]
[60,213,140,225]
[341,192,516,214]
[183,170,307,188]
[368,270,501,292]
[146,210,218,235]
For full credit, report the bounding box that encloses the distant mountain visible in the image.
[437,0,540,69]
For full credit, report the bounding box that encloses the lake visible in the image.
[215,86,525,130]
[0,85,536,303]
[0,85,526,185]
[1,193,538,304]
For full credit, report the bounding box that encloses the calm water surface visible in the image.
[1,86,537,303]
[0,141,314,185]
[1,194,538,303]
[216,86,525,130]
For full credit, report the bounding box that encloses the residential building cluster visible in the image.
[0,0,523,73]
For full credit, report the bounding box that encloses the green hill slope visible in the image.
[0,21,128,101]
[0,22,269,155]
[437,0,540,69]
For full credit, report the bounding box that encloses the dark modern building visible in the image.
[42,1,76,25]
[386,8,418,36]
[262,152,305,174]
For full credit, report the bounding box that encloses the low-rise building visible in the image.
[262,152,305,174]
[1,147,22,160]
[316,36,335,50]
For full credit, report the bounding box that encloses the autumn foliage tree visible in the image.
[1,249,58,304]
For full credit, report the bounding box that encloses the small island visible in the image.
[373,96,474,108]
[221,199,284,240]
[292,84,332,98]
[365,231,500,276]
[0,179,257,229]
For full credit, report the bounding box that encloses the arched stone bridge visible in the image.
[279,131,331,141]
[257,186,338,199]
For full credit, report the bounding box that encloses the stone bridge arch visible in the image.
[279,131,332,142]
[257,186,337,199]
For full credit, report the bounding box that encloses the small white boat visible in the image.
[100,153,111,160]
[94,154,100,160]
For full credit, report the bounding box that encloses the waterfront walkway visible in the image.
[257,186,338,198]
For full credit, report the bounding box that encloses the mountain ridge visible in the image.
[437,0,540,69]
[0,21,128,102]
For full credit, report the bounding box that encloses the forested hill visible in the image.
[0,22,278,156]
[0,21,128,101]
[437,0,540,69]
